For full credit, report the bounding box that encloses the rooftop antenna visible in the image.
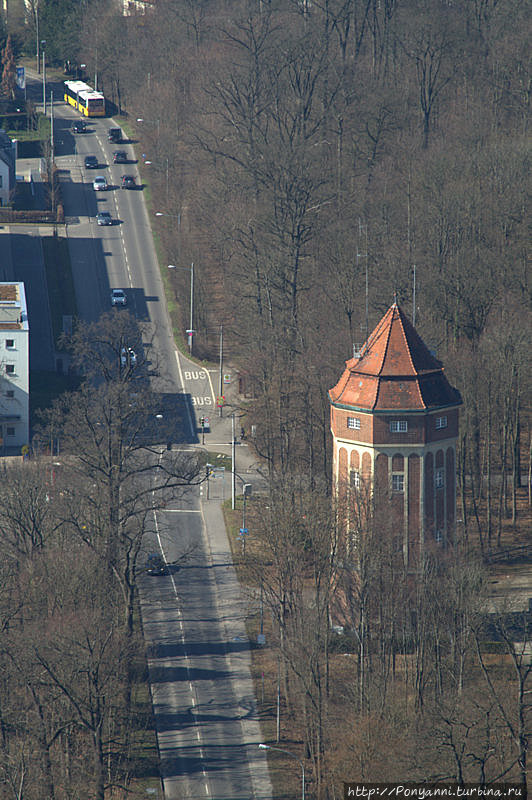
[353,219,369,359]
[412,264,416,327]
[356,218,369,342]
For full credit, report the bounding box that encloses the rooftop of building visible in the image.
[329,303,462,412]
[0,282,28,330]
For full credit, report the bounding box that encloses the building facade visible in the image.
[329,303,462,567]
[0,282,29,451]
[0,130,17,207]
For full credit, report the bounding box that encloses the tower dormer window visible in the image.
[435,467,444,489]
[390,420,407,433]
[347,417,360,430]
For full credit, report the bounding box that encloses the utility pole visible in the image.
[189,262,194,353]
[218,325,223,418]
[231,412,235,510]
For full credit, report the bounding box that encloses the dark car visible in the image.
[72,120,87,133]
[84,155,98,169]
[146,553,167,575]
[108,127,122,143]
[113,150,127,164]
[121,175,136,189]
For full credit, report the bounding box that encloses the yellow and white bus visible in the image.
[64,80,105,117]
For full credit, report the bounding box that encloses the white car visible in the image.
[111,289,126,306]
[93,176,108,191]
[120,346,137,367]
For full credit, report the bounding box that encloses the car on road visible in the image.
[121,175,136,189]
[120,346,137,367]
[108,127,122,143]
[110,289,127,306]
[72,120,87,133]
[146,553,167,576]
[93,176,108,191]
[97,211,113,226]
[84,155,98,169]
[113,150,127,164]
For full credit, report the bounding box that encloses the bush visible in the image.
[0,208,56,223]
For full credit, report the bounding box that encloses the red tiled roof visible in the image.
[329,304,462,411]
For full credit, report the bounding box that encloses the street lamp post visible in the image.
[41,40,46,115]
[50,90,54,169]
[167,260,194,353]
[145,158,169,204]
[258,744,305,800]
[36,5,40,74]
[136,117,160,139]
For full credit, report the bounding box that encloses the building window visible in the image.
[435,416,447,430]
[392,473,404,492]
[435,529,443,543]
[6,427,15,437]
[390,420,408,433]
[5,390,14,398]
[350,469,360,489]
[435,467,444,489]
[347,417,360,430]
[5,339,14,349]
[5,364,15,375]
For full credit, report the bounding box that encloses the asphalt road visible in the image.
[139,475,266,799]
[37,77,272,800]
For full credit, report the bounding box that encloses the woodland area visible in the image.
[77,0,531,792]
[1,0,531,796]
[77,0,529,523]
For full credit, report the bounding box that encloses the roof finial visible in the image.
[393,291,398,306]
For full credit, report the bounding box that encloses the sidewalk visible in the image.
[200,492,273,799]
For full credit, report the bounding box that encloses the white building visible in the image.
[0,282,29,452]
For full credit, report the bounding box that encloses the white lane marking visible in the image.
[153,505,210,791]
[175,348,186,391]
[205,368,216,405]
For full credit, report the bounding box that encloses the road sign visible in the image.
[203,417,210,425]
[223,373,231,383]
[239,528,248,535]
[16,67,25,90]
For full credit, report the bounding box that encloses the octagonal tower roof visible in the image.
[329,303,462,412]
